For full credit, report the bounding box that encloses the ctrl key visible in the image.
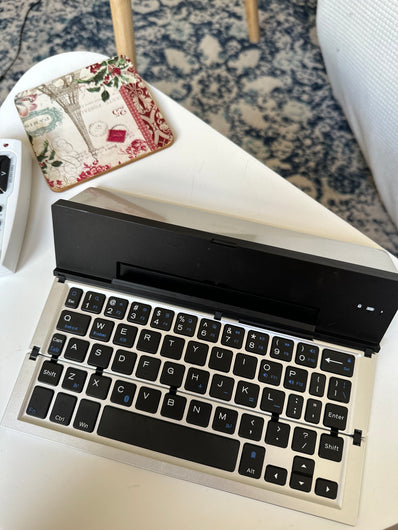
[26,386,54,419]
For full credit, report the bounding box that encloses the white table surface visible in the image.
[0,52,397,530]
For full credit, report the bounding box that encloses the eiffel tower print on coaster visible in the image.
[14,56,174,192]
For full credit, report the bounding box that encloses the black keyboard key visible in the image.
[238,414,264,441]
[265,420,290,448]
[62,367,87,393]
[104,296,128,319]
[150,307,175,330]
[309,372,326,397]
[127,302,151,325]
[135,355,161,381]
[112,323,138,348]
[89,318,114,342]
[260,387,285,414]
[295,343,319,368]
[26,386,54,418]
[291,427,317,455]
[212,406,238,435]
[264,465,287,486]
[65,287,83,308]
[186,400,212,428]
[238,443,265,479]
[270,336,293,361]
[283,366,308,393]
[56,310,91,336]
[321,349,355,377]
[135,386,161,413]
[234,380,259,408]
[197,318,221,343]
[327,377,352,403]
[286,394,304,419]
[38,360,63,386]
[184,340,209,366]
[81,291,106,314]
[110,380,136,407]
[160,362,186,388]
[160,335,185,360]
[73,399,100,433]
[292,456,315,476]
[305,399,322,424]
[64,337,89,363]
[323,403,348,431]
[319,433,344,462]
[245,330,269,355]
[136,329,162,354]
[258,360,282,386]
[315,478,338,499]
[221,324,245,349]
[184,367,210,394]
[98,406,240,472]
[49,392,77,425]
[290,472,312,492]
[160,393,187,420]
[209,347,233,372]
[111,349,137,375]
[209,374,234,401]
[86,373,112,400]
[233,353,257,379]
[47,333,66,357]
[174,313,198,337]
[87,343,113,369]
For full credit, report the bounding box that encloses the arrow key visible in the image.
[315,478,338,499]
[264,464,287,486]
[290,472,312,492]
[292,456,315,477]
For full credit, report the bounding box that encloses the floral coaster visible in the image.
[15,56,174,192]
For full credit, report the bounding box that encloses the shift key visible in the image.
[321,349,355,377]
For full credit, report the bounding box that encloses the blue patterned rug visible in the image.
[1,0,398,255]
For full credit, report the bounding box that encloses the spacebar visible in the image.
[97,405,240,472]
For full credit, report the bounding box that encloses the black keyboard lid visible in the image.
[51,188,398,352]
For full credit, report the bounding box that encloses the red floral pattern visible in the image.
[15,94,37,117]
[77,160,112,181]
[15,56,174,192]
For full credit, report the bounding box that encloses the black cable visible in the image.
[0,0,43,83]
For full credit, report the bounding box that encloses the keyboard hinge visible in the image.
[29,345,40,361]
[364,347,375,358]
[56,273,67,284]
[353,429,363,446]
[214,311,223,321]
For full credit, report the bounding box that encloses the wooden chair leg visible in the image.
[109,0,137,65]
[245,0,260,43]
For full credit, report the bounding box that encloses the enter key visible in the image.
[323,403,348,431]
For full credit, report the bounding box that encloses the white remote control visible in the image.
[0,139,32,275]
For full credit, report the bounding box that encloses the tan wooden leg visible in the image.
[245,0,260,43]
[109,0,137,65]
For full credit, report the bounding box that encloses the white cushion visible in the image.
[317,0,398,227]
